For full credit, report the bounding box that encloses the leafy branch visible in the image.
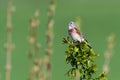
[63,37,107,80]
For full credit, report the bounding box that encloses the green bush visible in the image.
[63,37,107,80]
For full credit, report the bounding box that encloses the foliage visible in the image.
[63,37,107,80]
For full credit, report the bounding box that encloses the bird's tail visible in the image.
[87,44,92,49]
[83,39,92,49]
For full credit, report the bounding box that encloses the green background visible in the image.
[0,0,120,80]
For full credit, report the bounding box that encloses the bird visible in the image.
[68,21,87,43]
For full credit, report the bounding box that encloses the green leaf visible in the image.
[73,46,79,52]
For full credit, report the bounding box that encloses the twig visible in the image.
[5,0,13,80]
[28,10,42,80]
[103,33,115,73]
[45,0,55,79]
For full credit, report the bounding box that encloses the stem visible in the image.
[28,10,41,80]
[103,34,115,73]
[45,0,55,79]
[5,0,13,80]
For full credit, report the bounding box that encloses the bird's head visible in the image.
[68,21,76,30]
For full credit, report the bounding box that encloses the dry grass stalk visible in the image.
[5,0,14,80]
[45,0,55,80]
[103,33,115,73]
[28,10,43,80]
[75,17,81,30]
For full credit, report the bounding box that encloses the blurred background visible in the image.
[0,0,120,80]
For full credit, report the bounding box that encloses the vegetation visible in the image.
[63,37,107,80]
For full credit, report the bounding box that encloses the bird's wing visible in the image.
[74,27,88,43]
[74,27,92,48]
[74,27,81,35]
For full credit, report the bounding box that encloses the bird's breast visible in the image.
[69,29,75,33]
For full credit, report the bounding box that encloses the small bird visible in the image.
[68,21,87,43]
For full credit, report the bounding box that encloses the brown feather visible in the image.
[74,27,81,35]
